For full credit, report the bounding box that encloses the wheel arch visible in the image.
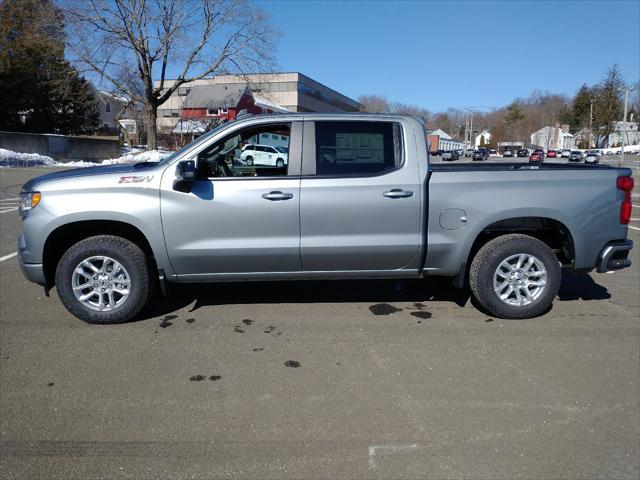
[467,216,575,266]
[451,215,576,288]
[42,220,158,288]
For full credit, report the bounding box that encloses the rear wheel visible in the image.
[245,156,253,165]
[55,235,153,324]
[469,234,561,319]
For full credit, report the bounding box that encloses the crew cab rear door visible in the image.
[299,119,423,272]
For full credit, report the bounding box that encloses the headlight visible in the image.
[21,191,41,211]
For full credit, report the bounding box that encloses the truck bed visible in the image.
[425,162,632,276]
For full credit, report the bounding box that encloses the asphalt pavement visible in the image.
[0,161,639,479]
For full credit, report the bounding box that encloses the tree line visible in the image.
[1,0,277,149]
[359,65,638,148]
[0,0,99,135]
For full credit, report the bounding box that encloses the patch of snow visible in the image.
[0,148,172,168]
[0,148,57,167]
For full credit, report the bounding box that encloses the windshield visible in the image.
[155,122,231,166]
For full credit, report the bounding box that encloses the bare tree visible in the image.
[64,0,278,149]
[358,94,391,113]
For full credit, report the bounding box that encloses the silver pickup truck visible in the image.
[17,114,634,323]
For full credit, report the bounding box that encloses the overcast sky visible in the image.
[259,0,640,112]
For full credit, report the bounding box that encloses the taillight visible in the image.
[617,176,634,224]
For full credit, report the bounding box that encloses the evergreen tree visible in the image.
[0,0,98,134]
[569,84,594,131]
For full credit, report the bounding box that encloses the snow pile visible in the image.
[0,148,58,167]
[0,148,172,168]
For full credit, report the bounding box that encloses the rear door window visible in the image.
[313,121,403,176]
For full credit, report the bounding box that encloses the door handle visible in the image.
[262,191,294,201]
[383,189,414,199]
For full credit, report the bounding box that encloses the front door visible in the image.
[299,120,423,272]
[161,121,302,278]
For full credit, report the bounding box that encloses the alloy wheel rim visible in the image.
[71,256,131,311]
[493,253,547,307]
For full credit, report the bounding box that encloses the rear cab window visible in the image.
[312,121,403,176]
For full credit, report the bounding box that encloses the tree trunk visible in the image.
[146,104,158,150]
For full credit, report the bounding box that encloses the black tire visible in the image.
[469,234,561,319]
[245,156,253,165]
[55,235,153,324]
[276,158,284,167]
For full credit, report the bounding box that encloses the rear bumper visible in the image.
[596,239,633,273]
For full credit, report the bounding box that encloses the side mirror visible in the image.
[177,160,196,181]
[173,160,196,192]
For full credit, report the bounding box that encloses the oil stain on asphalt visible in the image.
[190,375,222,382]
[410,311,432,319]
[369,303,402,315]
[159,315,177,328]
[186,318,195,324]
[284,360,300,368]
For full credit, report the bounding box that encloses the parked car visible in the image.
[430,150,444,157]
[585,153,600,164]
[489,148,497,156]
[533,149,545,160]
[240,144,288,167]
[441,150,460,161]
[569,150,585,162]
[586,150,602,157]
[560,149,571,158]
[472,148,489,161]
[464,149,475,157]
[529,152,544,163]
[517,149,529,158]
[17,113,634,324]
[503,149,513,157]
[546,150,558,158]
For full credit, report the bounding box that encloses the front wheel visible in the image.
[55,235,153,324]
[276,158,284,167]
[245,156,254,166]
[469,234,561,319]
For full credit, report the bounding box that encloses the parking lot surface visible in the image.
[1,161,639,479]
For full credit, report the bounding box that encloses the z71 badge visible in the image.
[118,175,154,183]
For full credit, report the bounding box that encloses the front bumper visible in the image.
[17,239,46,285]
[596,239,633,273]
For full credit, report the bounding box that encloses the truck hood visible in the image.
[21,162,160,192]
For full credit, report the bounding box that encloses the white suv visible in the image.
[240,144,288,167]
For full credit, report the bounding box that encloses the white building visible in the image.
[427,129,465,151]
[530,125,574,150]
[474,130,491,148]
[574,128,596,149]
[606,121,640,147]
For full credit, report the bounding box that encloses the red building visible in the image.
[180,85,283,121]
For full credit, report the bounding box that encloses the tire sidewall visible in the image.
[55,237,149,324]
[474,236,561,319]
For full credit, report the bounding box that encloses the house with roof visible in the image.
[474,130,491,148]
[574,128,596,149]
[605,121,640,148]
[179,85,288,125]
[86,83,137,134]
[530,125,574,150]
[426,129,465,152]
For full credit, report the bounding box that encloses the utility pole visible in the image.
[620,86,636,166]
[589,98,594,148]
